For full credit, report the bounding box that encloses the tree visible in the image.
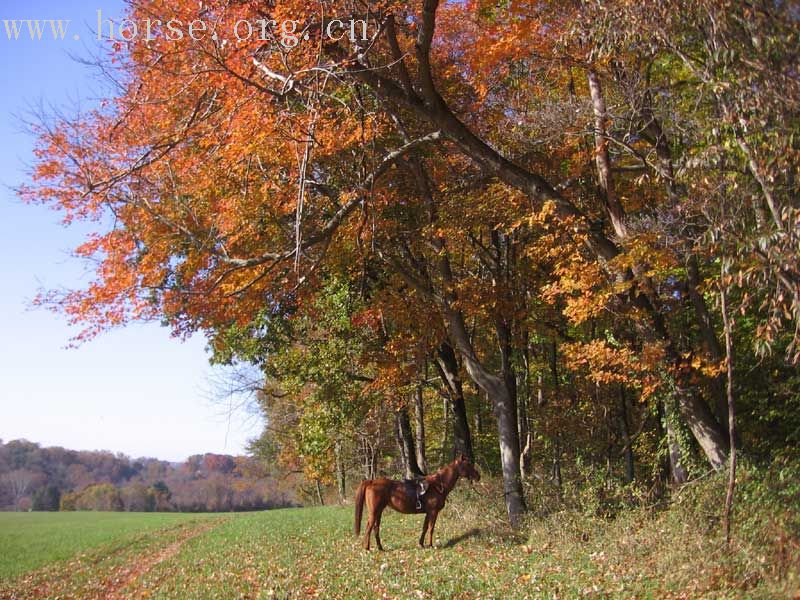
[1,469,41,511]
[74,484,123,511]
[121,483,156,512]
[32,485,61,512]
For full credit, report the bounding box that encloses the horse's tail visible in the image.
[354,480,367,536]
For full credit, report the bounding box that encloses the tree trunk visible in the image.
[674,387,727,470]
[445,308,526,526]
[435,341,475,462]
[662,400,689,484]
[549,339,560,401]
[474,393,483,436]
[413,385,428,473]
[407,155,524,525]
[395,413,408,475]
[721,268,738,545]
[334,439,346,502]
[687,255,729,428]
[552,436,563,497]
[395,406,423,479]
[519,403,532,479]
[593,74,729,470]
[601,383,614,478]
[361,437,377,480]
[639,104,733,457]
[619,386,635,484]
[588,68,628,238]
[549,342,563,497]
[518,337,532,476]
[641,297,729,470]
[315,479,324,506]
[441,396,450,464]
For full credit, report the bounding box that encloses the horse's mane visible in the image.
[428,459,459,486]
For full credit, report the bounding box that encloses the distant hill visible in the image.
[0,439,296,512]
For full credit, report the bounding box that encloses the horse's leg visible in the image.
[364,514,375,550]
[374,506,385,551]
[363,493,375,550]
[418,512,430,548]
[427,510,439,547]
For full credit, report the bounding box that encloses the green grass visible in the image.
[0,511,220,580]
[0,504,534,599]
[130,505,533,599]
[0,467,797,599]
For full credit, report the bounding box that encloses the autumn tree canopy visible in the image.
[25,0,800,525]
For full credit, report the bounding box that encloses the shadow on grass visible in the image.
[441,528,483,548]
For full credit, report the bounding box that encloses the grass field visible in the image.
[0,505,534,599]
[0,475,798,599]
[0,511,221,581]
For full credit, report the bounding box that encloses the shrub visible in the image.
[74,484,123,511]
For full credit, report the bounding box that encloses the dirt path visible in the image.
[0,518,222,600]
[104,520,220,599]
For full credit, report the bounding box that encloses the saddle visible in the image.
[403,477,431,510]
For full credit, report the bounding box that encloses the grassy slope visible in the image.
[0,469,798,599]
[0,511,219,580]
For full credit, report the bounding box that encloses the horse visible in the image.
[354,454,480,550]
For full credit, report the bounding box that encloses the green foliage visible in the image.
[245,277,385,482]
[729,318,800,458]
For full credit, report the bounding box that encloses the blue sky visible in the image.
[0,0,262,462]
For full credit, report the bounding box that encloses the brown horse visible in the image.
[354,454,480,550]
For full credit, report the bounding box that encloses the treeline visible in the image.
[0,439,296,512]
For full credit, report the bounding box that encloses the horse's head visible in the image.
[455,453,480,482]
